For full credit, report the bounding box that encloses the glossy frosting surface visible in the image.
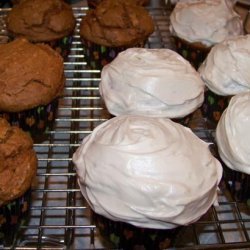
[216,92,250,174]
[73,116,222,229]
[170,0,243,46]
[100,48,204,118]
[199,35,250,95]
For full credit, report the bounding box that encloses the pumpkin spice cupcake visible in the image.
[0,38,65,140]
[80,0,154,69]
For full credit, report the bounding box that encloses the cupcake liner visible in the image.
[0,189,31,247]
[222,166,250,204]
[172,36,211,69]
[0,99,58,141]
[46,34,74,61]
[87,0,101,8]
[201,89,231,127]
[93,212,181,250]
[82,39,146,70]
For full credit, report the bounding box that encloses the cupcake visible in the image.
[87,0,150,9]
[0,38,65,140]
[73,115,222,249]
[169,0,243,69]
[199,34,250,126]
[100,48,205,126]
[80,0,154,69]
[6,0,76,60]
[215,92,250,203]
[0,118,37,246]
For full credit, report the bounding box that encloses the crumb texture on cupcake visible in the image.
[80,0,154,47]
[216,92,250,174]
[100,48,205,118]
[0,38,65,112]
[170,0,243,47]
[6,0,76,42]
[0,118,37,206]
[73,116,222,229]
[199,34,250,96]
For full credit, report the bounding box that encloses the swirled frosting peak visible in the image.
[216,92,250,174]
[73,115,222,229]
[100,48,205,118]
[170,0,243,46]
[199,35,250,96]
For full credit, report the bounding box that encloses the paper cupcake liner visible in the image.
[0,189,31,247]
[172,36,211,69]
[223,166,250,204]
[93,212,181,250]
[0,99,58,142]
[47,35,74,61]
[82,39,146,70]
[201,89,231,127]
[87,0,101,8]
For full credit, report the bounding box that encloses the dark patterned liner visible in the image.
[0,99,58,141]
[0,189,31,247]
[87,0,101,8]
[82,39,146,70]
[172,36,211,69]
[223,167,250,204]
[201,89,231,127]
[93,212,181,250]
[47,35,74,61]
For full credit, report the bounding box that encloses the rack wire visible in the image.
[1,3,250,250]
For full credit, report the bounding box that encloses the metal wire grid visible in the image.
[1,4,250,250]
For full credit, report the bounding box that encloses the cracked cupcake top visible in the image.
[0,38,65,112]
[6,0,76,42]
[80,0,154,47]
[0,118,37,206]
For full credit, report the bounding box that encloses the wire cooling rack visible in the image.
[1,4,250,250]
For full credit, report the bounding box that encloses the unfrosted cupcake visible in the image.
[100,48,205,125]
[0,38,65,140]
[216,92,250,203]
[6,0,76,60]
[169,0,243,69]
[80,0,154,69]
[73,115,222,249]
[199,34,250,126]
[0,118,37,246]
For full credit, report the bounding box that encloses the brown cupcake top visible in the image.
[0,118,37,206]
[6,0,76,42]
[80,0,154,47]
[0,38,65,112]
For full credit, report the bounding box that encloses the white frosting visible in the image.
[216,92,250,174]
[99,48,205,118]
[73,115,222,229]
[199,35,250,96]
[169,0,243,46]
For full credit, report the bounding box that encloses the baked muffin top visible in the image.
[6,0,76,42]
[0,118,37,206]
[80,0,154,47]
[0,38,65,112]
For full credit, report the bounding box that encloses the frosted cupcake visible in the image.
[216,92,250,203]
[100,48,205,125]
[169,0,243,69]
[199,34,250,126]
[80,0,154,69]
[73,115,222,249]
